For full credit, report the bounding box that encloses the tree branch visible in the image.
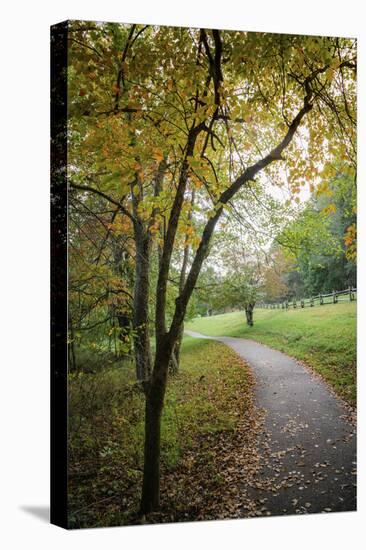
[168,89,314,342]
[114,24,136,112]
[69,181,135,222]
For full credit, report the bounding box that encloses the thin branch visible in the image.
[69,182,135,222]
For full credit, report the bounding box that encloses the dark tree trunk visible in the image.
[133,223,152,381]
[245,303,254,326]
[140,344,171,513]
[168,188,195,374]
[140,212,224,515]
[140,146,198,509]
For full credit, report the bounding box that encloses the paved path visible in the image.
[185,330,356,516]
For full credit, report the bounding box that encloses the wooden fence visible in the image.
[257,287,357,310]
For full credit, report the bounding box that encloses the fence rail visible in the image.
[257,287,357,310]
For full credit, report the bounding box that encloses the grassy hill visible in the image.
[186,302,357,406]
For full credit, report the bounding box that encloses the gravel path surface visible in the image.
[185,330,356,516]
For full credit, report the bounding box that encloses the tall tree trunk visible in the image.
[169,189,195,374]
[133,223,152,381]
[140,137,198,509]
[140,344,171,513]
[140,210,224,515]
[140,216,222,514]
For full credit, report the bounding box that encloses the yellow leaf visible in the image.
[325,68,335,82]
[153,149,164,162]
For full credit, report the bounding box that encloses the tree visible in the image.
[67,22,356,513]
[277,165,356,297]
[222,270,260,326]
[198,230,264,325]
[262,247,291,303]
[68,189,135,367]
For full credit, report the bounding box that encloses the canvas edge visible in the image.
[50,19,69,530]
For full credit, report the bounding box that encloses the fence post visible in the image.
[349,286,352,301]
[310,297,314,307]
[293,300,296,309]
[320,294,323,305]
[301,299,304,308]
[333,290,338,304]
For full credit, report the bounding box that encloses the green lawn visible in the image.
[186,302,357,406]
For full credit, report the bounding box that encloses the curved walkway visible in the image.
[185,330,356,516]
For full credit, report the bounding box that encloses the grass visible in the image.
[186,302,357,406]
[68,336,254,528]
